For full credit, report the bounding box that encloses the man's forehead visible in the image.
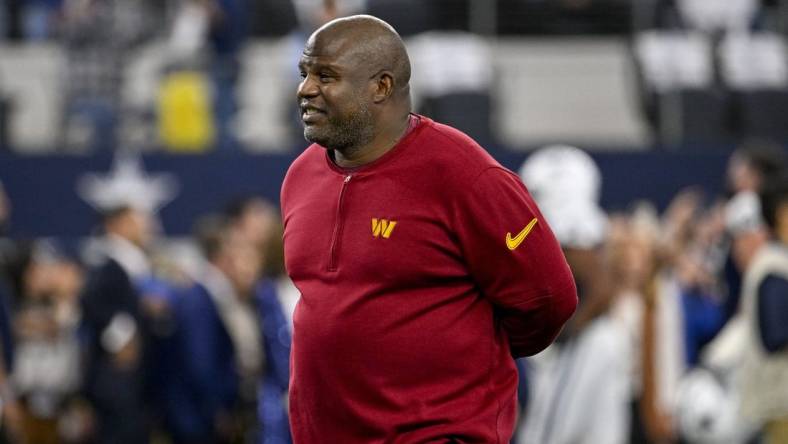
[299,48,361,73]
[302,32,362,60]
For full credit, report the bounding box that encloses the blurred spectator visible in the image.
[726,191,769,286]
[252,276,291,444]
[205,0,250,151]
[164,0,253,152]
[224,195,287,280]
[224,196,292,444]
[224,196,278,265]
[21,0,61,40]
[665,194,727,368]
[673,190,768,443]
[736,171,788,443]
[608,203,680,443]
[166,215,263,443]
[59,0,159,151]
[11,239,86,444]
[722,141,786,321]
[644,190,727,442]
[517,146,631,444]
[80,204,158,443]
[727,140,787,195]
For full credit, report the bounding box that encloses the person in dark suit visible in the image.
[253,278,291,444]
[166,215,263,444]
[80,204,156,444]
[224,197,293,444]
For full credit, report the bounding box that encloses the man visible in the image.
[223,197,293,444]
[80,205,156,443]
[281,15,577,443]
[166,215,263,443]
[517,146,629,444]
[737,171,788,444]
[722,141,787,321]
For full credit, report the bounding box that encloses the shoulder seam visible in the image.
[469,165,519,188]
[424,121,474,154]
[425,123,502,182]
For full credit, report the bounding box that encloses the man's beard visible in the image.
[303,103,375,153]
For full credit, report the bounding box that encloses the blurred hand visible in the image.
[58,399,96,443]
[140,296,170,320]
[664,188,702,232]
[675,252,714,289]
[112,334,140,370]
[661,188,704,266]
[2,398,26,443]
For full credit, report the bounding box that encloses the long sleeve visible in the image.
[452,167,577,358]
[757,274,788,353]
[175,286,235,436]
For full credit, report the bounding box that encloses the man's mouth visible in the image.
[301,106,326,123]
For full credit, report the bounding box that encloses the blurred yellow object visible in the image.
[157,71,215,152]
[766,417,788,444]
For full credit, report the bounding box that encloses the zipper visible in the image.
[328,174,352,271]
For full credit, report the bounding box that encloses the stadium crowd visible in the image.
[1,0,787,152]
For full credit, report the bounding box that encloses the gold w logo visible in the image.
[372,218,397,239]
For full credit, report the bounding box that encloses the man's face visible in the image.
[222,233,261,298]
[238,200,276,248]
[727,155,759,193]
[118,208,155,249]
[297,36,375,151]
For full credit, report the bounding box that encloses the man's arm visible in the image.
[453,167,577,357]
[757,274,788,353]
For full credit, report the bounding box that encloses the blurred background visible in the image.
[0,0,787,443]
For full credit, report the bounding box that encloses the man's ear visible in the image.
[372,71,394,104]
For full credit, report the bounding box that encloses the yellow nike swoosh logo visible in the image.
[505,218,538,251]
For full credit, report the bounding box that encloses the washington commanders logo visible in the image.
[372,218,397,239]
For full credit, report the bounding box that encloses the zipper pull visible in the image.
[344,174,352,183]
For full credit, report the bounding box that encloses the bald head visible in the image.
[305,15,411,98]
[297,15,413,160]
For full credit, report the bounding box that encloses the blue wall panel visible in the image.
[0,150,729,238]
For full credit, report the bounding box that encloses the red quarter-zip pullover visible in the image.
[281,116,577,443]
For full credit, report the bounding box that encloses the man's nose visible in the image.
[297,76,318,99]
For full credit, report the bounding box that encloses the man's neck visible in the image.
[333,113,411,169]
